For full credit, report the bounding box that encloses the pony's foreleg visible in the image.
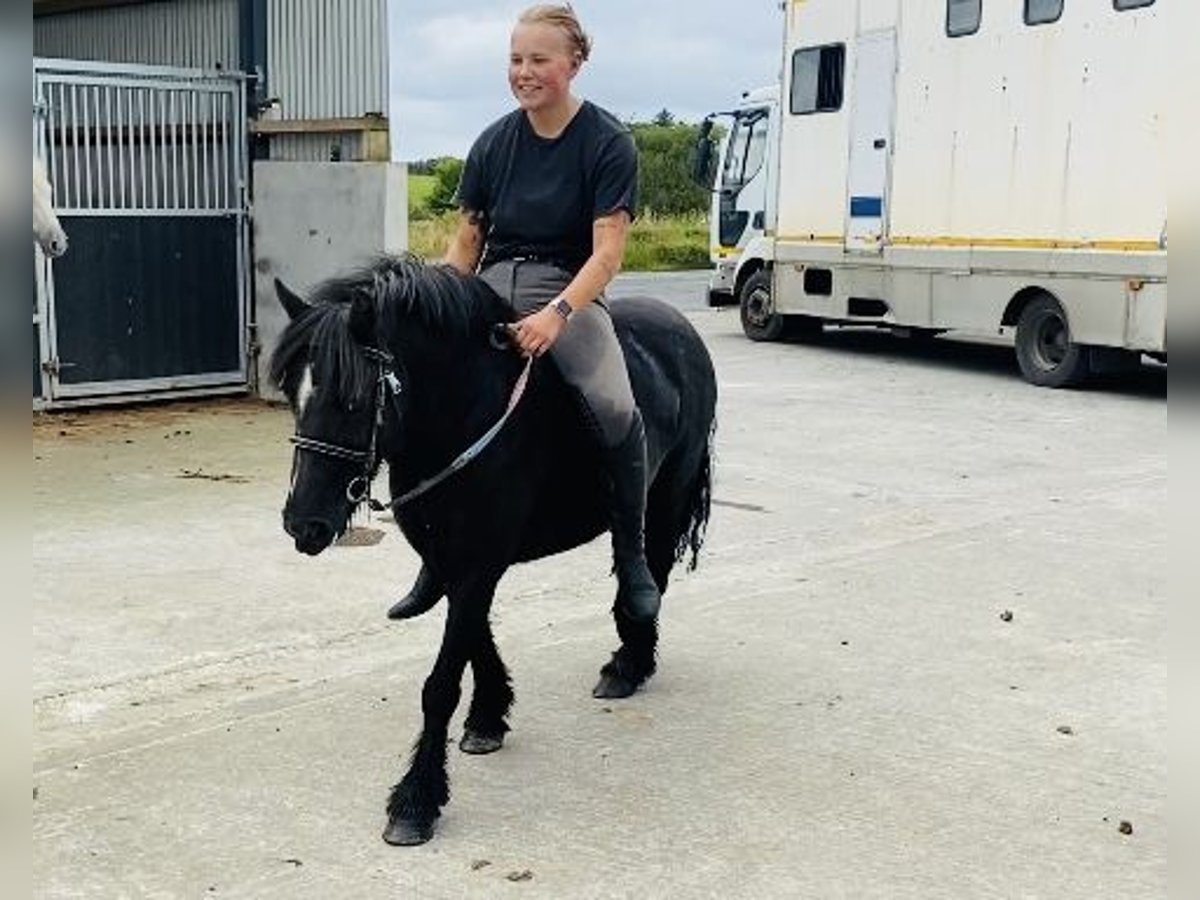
[460,619,513,755]
[383,582,494,846]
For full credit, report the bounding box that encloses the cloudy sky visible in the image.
[387,0,785,161]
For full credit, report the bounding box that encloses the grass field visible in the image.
[407,210,709,272]
[408,170,710,272]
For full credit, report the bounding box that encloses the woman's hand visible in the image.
[513,305,567,357]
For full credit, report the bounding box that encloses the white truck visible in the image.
[696,86,779,306]
[718,0,1166,387]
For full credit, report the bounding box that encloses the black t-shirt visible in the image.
[456,101,638,275]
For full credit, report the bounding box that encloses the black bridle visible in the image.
[288,346,402,507]
[288,339,533,511]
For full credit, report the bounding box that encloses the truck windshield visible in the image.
[721,110,769,190]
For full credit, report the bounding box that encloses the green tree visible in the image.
[628,120,710,216]
[427,156,465,213]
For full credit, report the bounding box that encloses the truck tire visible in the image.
[1014,294,1090,388]
[739,270,784,341]
[739,271,823,342]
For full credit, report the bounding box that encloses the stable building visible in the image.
[34,0,406,407]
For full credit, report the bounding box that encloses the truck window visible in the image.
[1025,0,1064,24]
[1114,0,1154,8]
[790,44,844,115]
[723,112,769,188]
[947,0,982,36]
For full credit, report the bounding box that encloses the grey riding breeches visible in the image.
[479,259,636,448]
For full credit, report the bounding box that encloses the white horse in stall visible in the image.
[33,157,68,258]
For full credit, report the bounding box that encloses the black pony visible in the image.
[270,255,716,845]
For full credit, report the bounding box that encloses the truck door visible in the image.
[716,107,771,250]
[845,30,897,253]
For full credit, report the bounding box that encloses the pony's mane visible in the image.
[270,254,504,404]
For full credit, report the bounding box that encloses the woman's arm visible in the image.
[511,209,630,357]
[558,209,630,311]
[443,210,487,275]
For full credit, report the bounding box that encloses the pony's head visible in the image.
[33,159,68,258]
[270,255,501,554]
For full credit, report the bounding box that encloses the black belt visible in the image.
[483,252,577,275]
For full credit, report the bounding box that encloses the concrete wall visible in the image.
[251,161,407,398]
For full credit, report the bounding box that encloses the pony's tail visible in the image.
[674,419,715,572]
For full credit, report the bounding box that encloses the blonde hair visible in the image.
[518,4,592,63]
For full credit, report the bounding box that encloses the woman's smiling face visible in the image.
[509,22,578,113]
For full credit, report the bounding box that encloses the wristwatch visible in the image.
[550,296,574,322]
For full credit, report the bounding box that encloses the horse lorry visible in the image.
[701,0,1167,387]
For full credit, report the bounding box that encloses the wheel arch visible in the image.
[1002,285,1064,330]
[733,258,771,305]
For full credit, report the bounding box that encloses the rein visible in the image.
[289,341,533,511]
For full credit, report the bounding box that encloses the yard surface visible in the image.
[33,272,1166,898]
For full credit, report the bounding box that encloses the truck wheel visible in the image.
[739,270,785,341]
[1014,295,1090,388]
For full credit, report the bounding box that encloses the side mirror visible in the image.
[690,118,716,187]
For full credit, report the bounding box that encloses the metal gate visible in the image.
[33,57,249,406]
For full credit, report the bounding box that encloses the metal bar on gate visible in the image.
[170,90,180,210]
[83,84,95,210]
[34,56,244,83]
[54,83,67,206]
[192,91,200,210]
[199,92,208,210]
[105,86,115,210]
[40,82,52,199]
[69,84,79,211]
[152,90,161,209]
[138,89,147,210]
[220,92,229,210]
[207,92,217,211]
[119,87,130,209]
[199,91,208,211]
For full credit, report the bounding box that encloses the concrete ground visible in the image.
[33,272,1166,899]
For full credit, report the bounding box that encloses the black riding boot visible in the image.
[603,411,661,622]
[387,563,444,620]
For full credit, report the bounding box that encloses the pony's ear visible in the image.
[348,290,377,346]
[275,278,310,320]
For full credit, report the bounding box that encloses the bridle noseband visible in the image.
[289,339,532,511]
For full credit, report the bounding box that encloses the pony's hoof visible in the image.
[592,672,637,699]
[382,817,434,846]
[460,730,505,755]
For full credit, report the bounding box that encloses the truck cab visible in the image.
[695,86,778,306]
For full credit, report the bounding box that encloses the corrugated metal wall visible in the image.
[34,0,239,70]
[34,0,392,162]
[267,133,369,163]
[268,0,388,120]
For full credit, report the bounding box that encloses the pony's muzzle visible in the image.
[283,513,335,556]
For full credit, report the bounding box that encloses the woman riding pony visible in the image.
[389,3,660,623]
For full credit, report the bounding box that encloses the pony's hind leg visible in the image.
[593,608,659,699]
[592,494,673,699]
[460,619,513,755]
